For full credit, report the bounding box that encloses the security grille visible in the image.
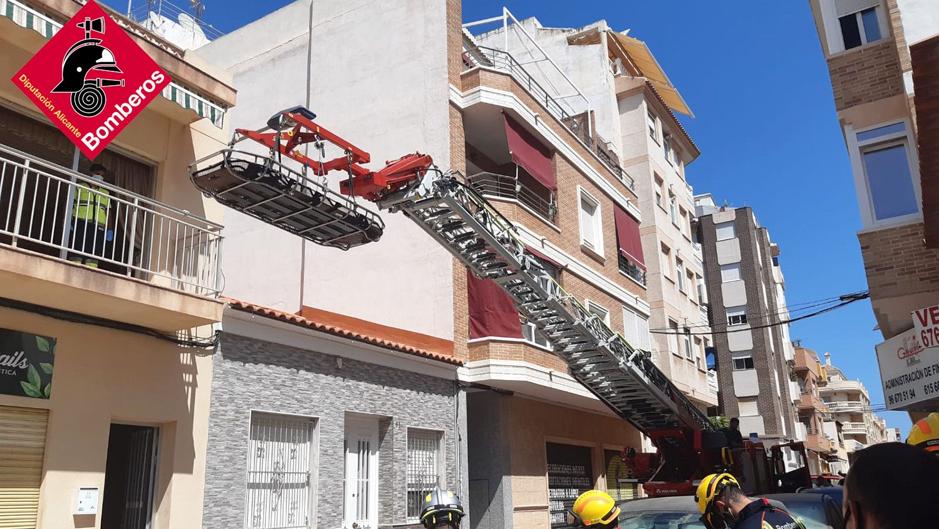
[245,412,316,529]
[407,429,442,521]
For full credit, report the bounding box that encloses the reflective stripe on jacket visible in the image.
[73,183,110,226]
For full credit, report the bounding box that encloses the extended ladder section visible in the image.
[376,170,712,433]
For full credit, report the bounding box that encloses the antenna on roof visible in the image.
[190,0,204,19]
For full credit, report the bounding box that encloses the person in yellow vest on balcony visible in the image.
[68,163,111,268]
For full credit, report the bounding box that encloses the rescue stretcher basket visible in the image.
[188,149,384,250]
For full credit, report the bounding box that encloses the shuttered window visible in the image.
[0,405,48,529]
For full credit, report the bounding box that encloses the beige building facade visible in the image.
[0,1,234,527]
[807,0,939,417]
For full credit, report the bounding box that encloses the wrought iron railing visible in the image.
[466,171,556,223]
[465,46,635,190]
[0,144,222,296]
[617,253,647,286]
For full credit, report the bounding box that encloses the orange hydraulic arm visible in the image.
[234,106,433,200]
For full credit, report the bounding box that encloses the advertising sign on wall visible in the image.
[875,327,939,410]
[0,328,56,399]
[546,442,593,529]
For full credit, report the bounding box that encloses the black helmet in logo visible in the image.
[52,16,125,117]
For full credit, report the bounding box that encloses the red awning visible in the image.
[525,245,562,269]
[467,269,523,339]
[503,114,556,190]
[614,207,645,269]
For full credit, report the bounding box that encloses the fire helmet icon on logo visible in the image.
[52,16,125,117]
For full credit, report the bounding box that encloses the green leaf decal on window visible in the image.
[27,365,41,388]
[43,384,51,398]
[20,381,42,398]
[35,336,50,353]
[40,363,53,375]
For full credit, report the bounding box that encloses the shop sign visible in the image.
[546,442,593,529]
[876,327,939,410]
[913,304,939,349]
[0,328,56,399]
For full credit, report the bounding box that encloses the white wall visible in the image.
[733,369,759,397]
[897,0,939,46]
[199,0,454,339]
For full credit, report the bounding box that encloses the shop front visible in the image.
[0,306,215,529]
[467,392,642,529]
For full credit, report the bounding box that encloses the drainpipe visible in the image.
[298,0,315,311]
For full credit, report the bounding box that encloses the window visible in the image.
[676,258,686,292]
[661,244,672,281]
[578,189,603,254]
[697,275,708,304]
[720,263,741,282]
[733,354,755,371]
[695,337,704,369]
[654,174,665,209]
[727,306,748,326]
[715,221,735,241]
[246,412,316,529]
[407,429,443,521]
[683,329,693,360]
[669,193,678,225]
[647,110,659,144]
[861,142,919,221]
[623,307,651,351]
[587,300,611,325]
[668,320,680,356]
[838,6,882,50]
[663,133,674,165]
[521,319,552,349]
[679,207,688,234]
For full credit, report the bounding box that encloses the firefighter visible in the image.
[68,163,110,268]
[566,490,620,529]
[906,412,939,454]
[695,472,804,529]
[419,486,464,529]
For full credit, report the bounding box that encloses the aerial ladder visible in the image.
[190,107,810,496]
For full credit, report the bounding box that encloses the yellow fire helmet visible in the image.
[695,473,740,514]
[568,490,620,527]
[907,412,939,454]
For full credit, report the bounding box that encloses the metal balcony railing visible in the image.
[466,172,556,223]
[618,253,647,286]
[825,400,866,411]
[465,46,635,191]
[0,144,222,296]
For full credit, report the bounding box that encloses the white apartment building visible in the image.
[473,15,717,410]
[820,353,887,457]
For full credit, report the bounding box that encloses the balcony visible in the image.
[463,46,635,190]
[467,171,556,224]
[798,392,828,412]
[805,433,834,454]
[841,422,868,435]
[825,400,866,412]
[618,253,647,286]
[0,144,223,330]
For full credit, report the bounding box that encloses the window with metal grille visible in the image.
[245,412,317,529]
[407,429,443,521]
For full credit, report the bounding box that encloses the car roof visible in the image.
[763,493,829,503]
[618,495,698,513]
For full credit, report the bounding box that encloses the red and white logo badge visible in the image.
[11,0,171,159]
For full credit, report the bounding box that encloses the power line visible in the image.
[650,291,870,335]
[648,290,868,332]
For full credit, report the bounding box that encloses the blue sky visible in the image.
[113,0,910,433]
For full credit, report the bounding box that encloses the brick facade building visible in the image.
[808,0,939,416]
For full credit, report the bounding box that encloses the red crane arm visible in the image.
[233,108,433,197]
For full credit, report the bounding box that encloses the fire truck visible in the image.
[190,107,812,497]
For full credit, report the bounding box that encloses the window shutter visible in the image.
[0,406,48,529]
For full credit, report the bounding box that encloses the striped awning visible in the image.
[1,0,227,127]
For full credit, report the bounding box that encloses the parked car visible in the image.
[616,495,705,529]
[762,493,844,529]
[798,485,844,508]
[616,492,843,529]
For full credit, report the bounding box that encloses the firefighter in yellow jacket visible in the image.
[69,163,110,268]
